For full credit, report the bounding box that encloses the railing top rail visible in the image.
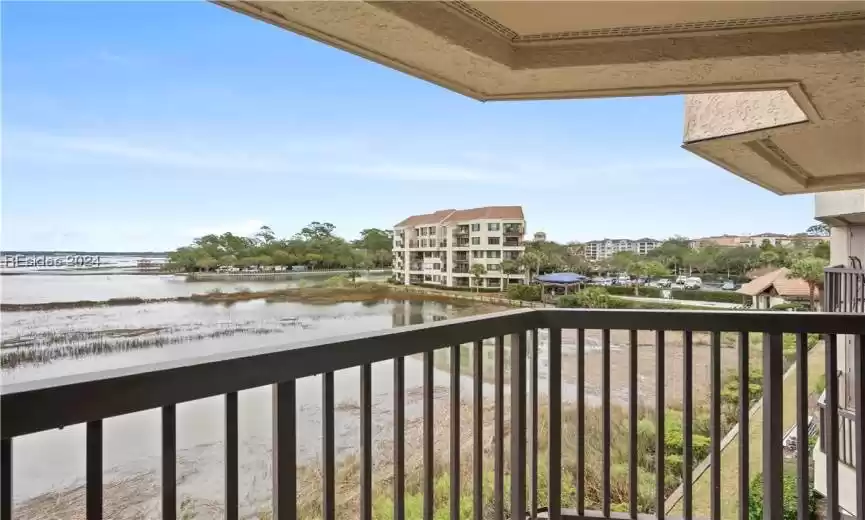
[824,266,865,274]
[1,308,538,439]
[3,308,863,440]
[539,308,865,335]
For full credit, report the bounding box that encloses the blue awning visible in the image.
[535,273,588,284]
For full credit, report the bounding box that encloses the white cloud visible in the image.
[5,129,716,188]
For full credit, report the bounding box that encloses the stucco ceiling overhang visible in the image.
[214,1,865,195]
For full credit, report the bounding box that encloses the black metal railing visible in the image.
[824,266,865,313]
[819,393,858,468]
[2,310,864,520]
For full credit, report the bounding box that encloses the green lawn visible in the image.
[667,342,825,520]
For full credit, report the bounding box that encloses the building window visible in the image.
[471,223,480,232]
[486,250,501,259]
[488,223,500,232]
[488,237,500,245]
[429,227,436,235]
[488,264,501,271]
[421,228,428,236]
[421,239,427,247]
[433,263,441,270]
[472,237,480,245]
[473,251,484,259]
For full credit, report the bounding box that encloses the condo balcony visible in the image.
[3,309,862,520]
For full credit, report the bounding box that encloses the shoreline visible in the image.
[0,284,485,312]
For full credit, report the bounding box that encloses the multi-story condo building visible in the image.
[392,206,527,289]
[812,190,864,518]
[690,233,825,249]
[583,238,660,261]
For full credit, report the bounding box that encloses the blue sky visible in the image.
[1,1,818,251]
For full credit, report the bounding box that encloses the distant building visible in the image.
[392,206,527,289]
[737,267,817,310]
[533,231,547,242]
[690,233,824,249]
[583,238,660,261]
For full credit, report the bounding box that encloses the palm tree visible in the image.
[470,263,487,292]
[501,260,519,290]
[520,251,544,283]
[790,256,827,310]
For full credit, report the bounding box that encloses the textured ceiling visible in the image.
[215,1,865,194]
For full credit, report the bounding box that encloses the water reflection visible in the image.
[5,290,502,510]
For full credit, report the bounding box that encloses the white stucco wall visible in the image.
[813,445,859,517]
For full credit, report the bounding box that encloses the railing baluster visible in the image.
[794,334,808,520]
[473,341,483,520]
[226,392,239,520]
[710,331,721,520]
[738,332,750,520]
[361,363,373,520]
[763,333,784,520]
[576,328,586,516]
[162,405,176,520]
[548,328,562,520]
[602,328,612,517]
[450,345,461,520]
[824,334,839,520]
[510,331,527,520]
[629,330,638,519]
[0,438,10,520]
[86,420,102,520]
[656,330,665,520]
[323,373,336,520]
[853,334,865,519]
[494,336,505,520]
[273,381,296,520]
[530,328,539,519]
[683,330,694,520]
[424,351,435,520]
[393,357,405,520]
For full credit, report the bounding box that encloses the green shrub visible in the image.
[413,283,500,293]
[558,287,614,308]
[748,472,818,520]
[771,302,807,311]
[691,435,711,461]
[507,283,542,301]
[665,454,683,476]
[603,285,746,304]
[669,289,746,304]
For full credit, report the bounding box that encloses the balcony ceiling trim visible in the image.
[445,1,865,43]
[213,1,865,195]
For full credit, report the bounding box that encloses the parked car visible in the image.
[684,277,703,289]
[657,278,672,288]
[721,280,737,291]
[675,275,687,285]
[616,275,631,286]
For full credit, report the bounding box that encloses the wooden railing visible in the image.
[2,310,864,520]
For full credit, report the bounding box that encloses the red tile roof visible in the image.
[737,268,816,299]
[395,206,524,227]
[394,209,456,228]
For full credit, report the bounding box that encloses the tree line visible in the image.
[166,222,393,272]
[519,231,828,278]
